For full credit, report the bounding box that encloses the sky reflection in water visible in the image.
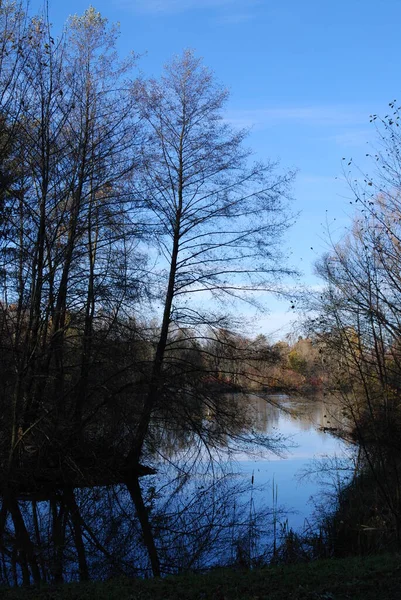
[237,395,349,531]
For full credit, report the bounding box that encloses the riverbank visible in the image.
[3,554,401,599]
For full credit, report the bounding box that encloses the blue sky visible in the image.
[29,0,401,337]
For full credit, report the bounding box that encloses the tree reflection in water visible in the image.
[0,464,282,583]
[0,394,348,585]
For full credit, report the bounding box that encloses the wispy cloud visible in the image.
[327,129,371,148]
[254,311,297,338]
[225,106,370,130]
[117,0,259,15]
[298,174,339,185]
[215,12,255,25]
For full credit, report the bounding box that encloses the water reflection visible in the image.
[0,395,350,585]
[237,394,349,531]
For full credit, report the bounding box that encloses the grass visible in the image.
[2,554,401,600]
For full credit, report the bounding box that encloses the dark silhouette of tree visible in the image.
[121,50,295,573]
[308,102,401,551]
[0,6,296,583]
[0,5,147,583]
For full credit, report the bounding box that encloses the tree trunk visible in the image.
[50,495,65,584]
[63,488,89,582]
[125,476,161,577]
[8,494,41,585]
[32,500,47,583]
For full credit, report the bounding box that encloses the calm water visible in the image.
[149,393,352,566]
[236,394,350,532]
[5,394,352,581]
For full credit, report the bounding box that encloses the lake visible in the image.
[0,393,353,582]
[141,393,353,570]
[236,394,351,532]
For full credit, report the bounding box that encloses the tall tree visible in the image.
[308,103,401,549]
[0,5,141,440]
[126,49,295,473]
[0,6,143,583]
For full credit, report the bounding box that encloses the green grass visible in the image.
[2,554,401,600]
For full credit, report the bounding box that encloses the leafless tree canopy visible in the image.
[0,3,295,584]
[306,104,401,553]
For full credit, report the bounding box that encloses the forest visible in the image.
[1,0,401,591]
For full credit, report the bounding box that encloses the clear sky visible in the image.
[28,0,401,337]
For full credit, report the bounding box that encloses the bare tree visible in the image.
[308,103,401,550]
[0,11,296,582]
[119,51,295,574]
[127,49,295,469]
[0,6,144,583]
